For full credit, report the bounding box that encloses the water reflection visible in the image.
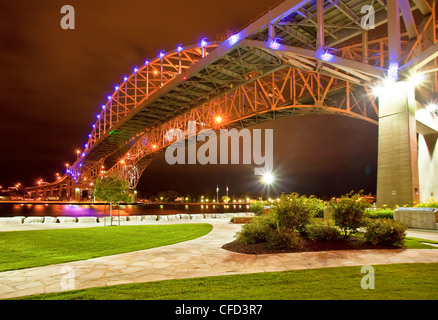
[0,203,249,218]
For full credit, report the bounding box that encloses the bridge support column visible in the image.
[418,133,438,202]
[376,81,420,207]
[74,188,80,202]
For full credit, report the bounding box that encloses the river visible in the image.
[0,203,250,218]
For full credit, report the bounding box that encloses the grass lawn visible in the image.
[17,263,438,300]
[0,223,212,272]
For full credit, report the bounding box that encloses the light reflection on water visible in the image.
[0,203,250,218]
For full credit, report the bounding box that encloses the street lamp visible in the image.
[262,172,275,199]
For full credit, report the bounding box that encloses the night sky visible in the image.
[0,0,378,198]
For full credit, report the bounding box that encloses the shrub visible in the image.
[266,228,303,250]
[364,219,407,246]
[235,214,276,244]
[306,220,342,242]
[415,198,438,208]
[271,193,312,233]
[249,201,265,216]
[329,192,371,237]
[364,209,394,220]
[304,195,326,218]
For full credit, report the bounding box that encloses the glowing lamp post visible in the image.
[262,172,275,200]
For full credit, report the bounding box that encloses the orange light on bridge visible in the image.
[152,144,157,149]
[215,116,223,123]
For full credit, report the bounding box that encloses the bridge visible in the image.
[25,0,438,207]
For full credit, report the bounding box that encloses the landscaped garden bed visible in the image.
[223,192,422,255]
[222,236,403,254]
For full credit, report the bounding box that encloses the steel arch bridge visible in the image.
[27,0,438,207]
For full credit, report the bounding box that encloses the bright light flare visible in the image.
[215,116,222,123]
[262,172,275,185]
[408,73,425,87]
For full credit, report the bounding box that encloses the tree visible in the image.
[329,191,371,237]
[94,175,131,226]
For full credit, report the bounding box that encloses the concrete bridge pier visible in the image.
[376,81,420,207]
[418,132,438,202]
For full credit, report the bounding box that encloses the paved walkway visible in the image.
[0,220,438,299]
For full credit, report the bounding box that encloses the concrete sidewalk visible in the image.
[0,220,437,299]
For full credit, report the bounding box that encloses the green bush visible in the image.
[271,193,312,233]
[235,214,276,244]
[306,220,342,242]
[364,209,394,220]
[266,228,303,250]
[329,192,371,237]
[415,198,438,208]
[249,201,265,216]
[364,219,407,246]
[304,196,326,218]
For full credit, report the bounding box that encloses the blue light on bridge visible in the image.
[101,105,106,110]
[269,38,281,50]
[321,50,334,62]
[229,34,239,45]
[92,124,96,128]
[107,95,112,100]
[134,67,138,73]
[159,51,165,59]
[177,44,183,53]
[88,134,91,138]
[123,76,128,82]
[81,153,85,157]
[200,38,208,48]
[96,114,100,119]
[115,85,119,91]
[388,62,399,82]
[144,59,149,66]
